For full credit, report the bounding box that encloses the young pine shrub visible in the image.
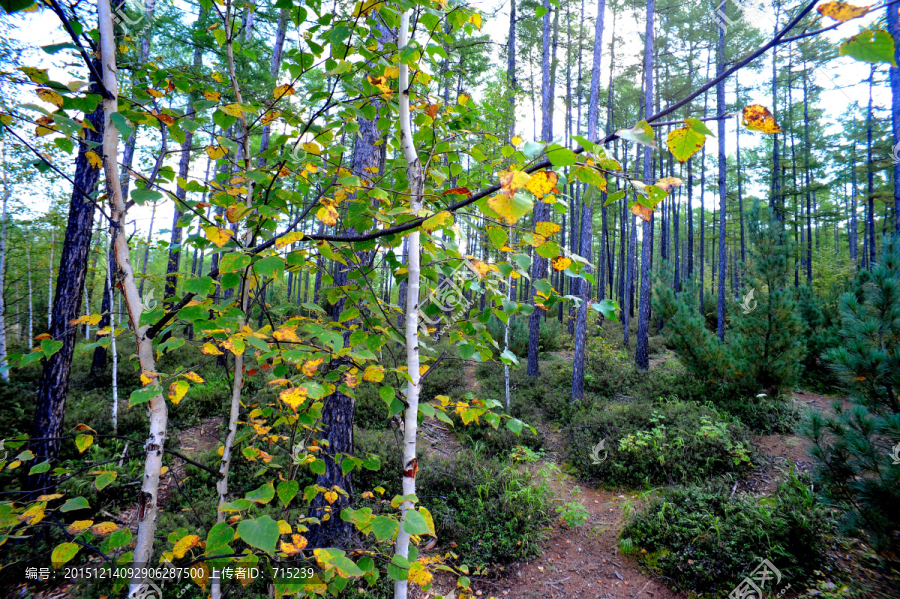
[620,473,830,594]
[802,237,900,555]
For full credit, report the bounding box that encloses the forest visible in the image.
[0,0,898,597]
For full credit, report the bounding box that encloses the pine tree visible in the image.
[803,237,900,554]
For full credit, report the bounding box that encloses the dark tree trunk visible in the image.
[890,0,900,235]
[527,0,554,377]
[866,66,876,267]
[635,0,654,370]
[30,64,104,493]
[716,24,727,341]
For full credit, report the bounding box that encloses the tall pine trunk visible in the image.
[715,24,727,340]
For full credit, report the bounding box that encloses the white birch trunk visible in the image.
[96,2,168,594]
[108,233,119,433]
[0,138,9,381]
[393,11,425,599]
[212,3,256,597]
[48,228,54,328]
[26,241,33,344]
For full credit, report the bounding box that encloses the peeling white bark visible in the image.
[393,10,424,599]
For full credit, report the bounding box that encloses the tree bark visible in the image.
[635,0,655,370]
[29,59,104,493]
[716,23,727,340]
[890,1,900,235]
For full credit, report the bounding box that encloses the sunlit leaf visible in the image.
[742,104,782,134]
[839,29,898,67]
[817,1,869,22]
[524,170,559,199]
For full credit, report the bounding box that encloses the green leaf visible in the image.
[109,112,134,140]
[506,418,524,434]
[236,516,279,554]
[60,496,90,512]
[604,190,627,206]
[219,253,251,273]
[184,276,214,295]
[245,481,275,504]
[310,459,326,475]
[591,299,620,322]
[51,542,80,567]
[402,510,430,535]
[666,126,706,163]
[129,385,159,407]
[615,120,657,149]
[379,386,395,406]
[40,339,63,358]
[108,528,132,549]
[75,434,93,454]
[205,522,235,555]
[839,29,897,67]
[95,470,117,490]
[29,460,50,475]
[254,255,284,279]
[546,145,578,167]
[685,117,716,137]
[487,226,508,250]
[1,0,36,14]
[131,188,163,205]
[277,480,299,507]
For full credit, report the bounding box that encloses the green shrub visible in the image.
[566,397,755,486]
[620,473,830,595]
[418,451,553,566]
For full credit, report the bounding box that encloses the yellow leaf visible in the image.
[91,522,118,536]
[655,177,683,192]
[140,371,159,386]
[182,371,205,383]
[204,225,234,247]
[36,494,64,501]
[317,205,338,226]
[408,560,433,587]
[274,327,301,342]
[84,151,103,170]
[205,145,227,159]
[70,313,102,326]
[261,110,281,125]
[19,66,49,84]
[323,491,338,504]
[467,12,482,29]
[203,90,222,101]
[280,387,308,411]
[211,72,225,83]
[344,370,360,388]
[302,141,322,155]
[168,380,190,405]
[511,135,523,146]
[524,170,559,199]
[278,520,292,535]
[423,211,453,232]
[280,534,308,556]
[0,113,12,126]
[225,203,252,223]
[221,103,244,117]
[499,170,531,197]
[190,561,210,590]
[551,256,572,271]
[535,221,561,237]
[363,365,384,382]
[273,84,295,99]
[817,1,869,22]
[487,192,533,226]
[67,520,93,535]
[146,88,165,98]
[631,203,653,222]
[35,88,64,108]
[742,104,782,134]
[458,93,470,105]
[275,231,305,249]
[301,357,323,377]
[202,343,223,355]
[173,534,200,559]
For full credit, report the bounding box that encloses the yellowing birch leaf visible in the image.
[363,365,384,382]
[817,1,869,22]
[323,491,338,504]
[631,203,653,222]
[317,205,338,226]
[274,327,301,342]
[70,313,102,326]
[275,231,305,249]
[146,88,165,98]
[182,371,205,383]
[203,90,221,101]
[499,170,530,197]
[35,88,64,108]
[552,256,572,271]
[487,192,534,226]
[524,170,559,199]
[261,110,281,125]
[468,13,482,29]
[67,520,93,535]
[205,225,234,247]
[173,534,200,559]
[280,387,308,411]
[91,522,118,536]
[205,145,226,159]
[201,343,223,355]
[84,151,103,170]
[168,380,189,405]
[221,104,244,117]
[535,221,561,237]
[301,357,323,377]
[273,84,295,99]
[302,141,322,155]
[742,104,782,134]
